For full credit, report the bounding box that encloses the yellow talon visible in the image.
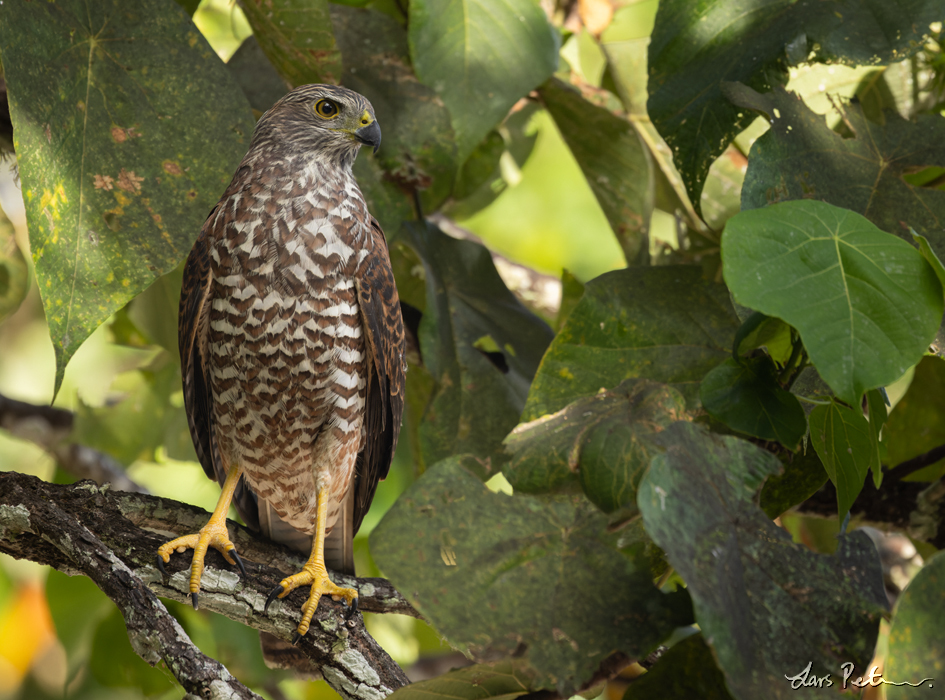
[157,464,245,609]
[271,566,357,637]
[264,484,357,638]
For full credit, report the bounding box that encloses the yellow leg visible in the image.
[157,464,247,609]
[264,485,357,640]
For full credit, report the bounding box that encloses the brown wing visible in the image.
[178,212,259,529]
[352,217,406,534]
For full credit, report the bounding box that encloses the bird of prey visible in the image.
[157,84,406,645]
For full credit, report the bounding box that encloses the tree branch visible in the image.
[0,391,146,493]
[883,442,945,482]
[795,474,945,547]
[0,470,414,698]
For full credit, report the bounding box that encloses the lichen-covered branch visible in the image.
[0,470,413,698]
[0,391,145,493]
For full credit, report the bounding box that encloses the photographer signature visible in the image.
[785,661,933,690]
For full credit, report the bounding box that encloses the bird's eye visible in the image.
[314,99,339,119]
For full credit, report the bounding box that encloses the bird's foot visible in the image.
[265,565,357,640]
[156,519,245,610]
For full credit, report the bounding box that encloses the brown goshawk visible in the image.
[157,84,405,648]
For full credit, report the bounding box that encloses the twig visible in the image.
[0,391,146,493]
[0,471,413,698]
[883,442,945,482]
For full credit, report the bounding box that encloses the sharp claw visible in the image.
[192,592,199,610]
[265,585,284,612]
[291,631,303,645]
[156,555,166,576]
[231,550,247,578]
[345,597,359,619]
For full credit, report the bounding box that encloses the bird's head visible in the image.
[257,84,381,167]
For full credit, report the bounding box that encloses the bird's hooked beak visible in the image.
[355,111,381,154]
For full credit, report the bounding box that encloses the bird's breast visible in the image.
[203,184,371,529]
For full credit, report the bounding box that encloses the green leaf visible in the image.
[371,457,692,694]
[452,131,506,202]
[386,661,537,700]
[884,550,945,699]
[638,422,887,700]
[445,102,540,221]
[524,266,740,420]
[624,634,735,700]
[226,37,289,117]
[408,0,559,162]
[334,5,458,212]
[808,400,876,520]
[884,355,945,481]
[647,0,939,212]
[0,0,254,394]
[0,199,29,324]
[732,313,793,365]
[540,78,653,265]
[759,448,829,520]
[554,269,584,333]
[700,357,807,448]
[722,199,943,406]
[238,0,341,87]
[733,85,945,259]
[503,378,687,514]
[914,231,945,296]
[402,222,554,466]
[865,389,888,489]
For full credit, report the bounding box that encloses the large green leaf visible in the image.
[539,78,653,265]
[503,378,687,514]
[722,200,943,406]
[402,222,554,466]
[0,0,254,393]
[809,399,876,520]
[386,661,537,700]
[647,0,939,213]
[238,0,341,87]
[333,5,458,212]
[700,356,807,448]
[731,85,945,260]
[884,550,945,699]
[371,457,692,694]
[523,266,739,420]
[759,448,829,520]
[408,0,559,162]
[638,422,887,700]
[226,36,289,117]
[884,355,945,481]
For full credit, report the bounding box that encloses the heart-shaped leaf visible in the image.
[722,200,943,405]
[639,422,887,700]
[371,457,692,694]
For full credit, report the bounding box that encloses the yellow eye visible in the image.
[314,99,339,119]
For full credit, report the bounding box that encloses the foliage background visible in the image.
[0,0,943,699]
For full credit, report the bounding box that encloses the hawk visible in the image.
[157,84,406,644]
